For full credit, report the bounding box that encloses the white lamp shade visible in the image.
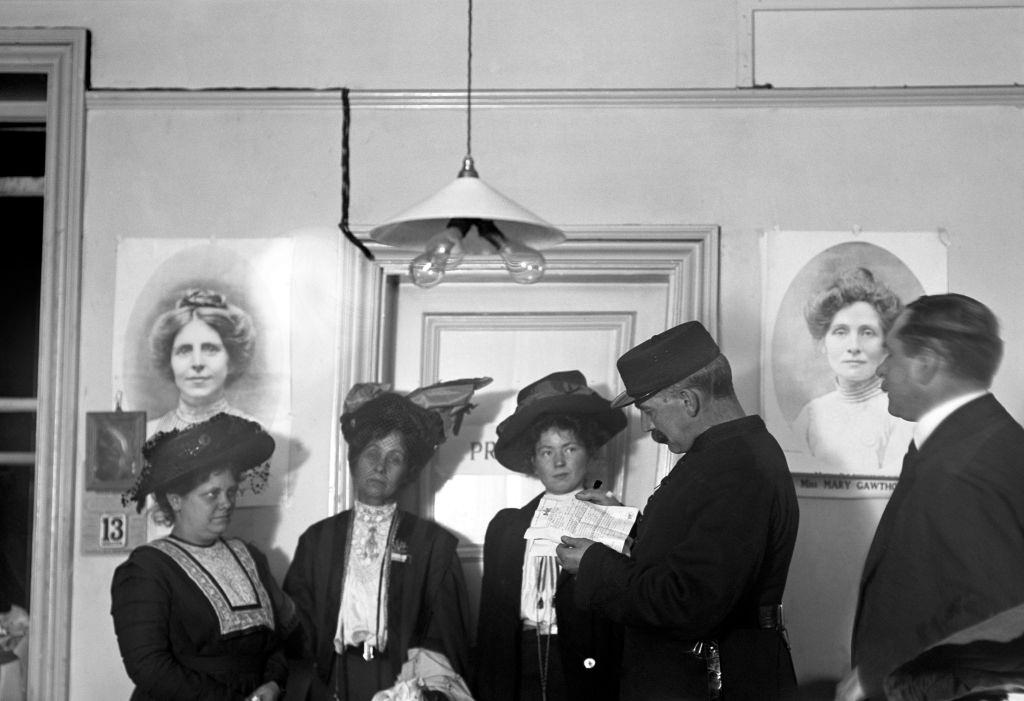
[369,174,565,252]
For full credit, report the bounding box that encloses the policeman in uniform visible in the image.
[557,321,799,700]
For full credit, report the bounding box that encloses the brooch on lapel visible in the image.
[390,539,409,563]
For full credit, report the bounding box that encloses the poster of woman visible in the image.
[111,238,293,507]
[761,230,948,481]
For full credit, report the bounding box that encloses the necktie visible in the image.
[876,441,918,540]
[900,441,918,484]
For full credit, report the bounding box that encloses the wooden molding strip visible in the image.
[87,85,1024,111]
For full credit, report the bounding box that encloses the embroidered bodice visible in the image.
[147,536,275,636]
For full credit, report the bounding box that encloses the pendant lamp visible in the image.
[368,0,565,287]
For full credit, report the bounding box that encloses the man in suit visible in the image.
[556,321,799,700]
[838,293,1024,700]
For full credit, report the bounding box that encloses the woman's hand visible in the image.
[245,681,281,701]
[574,488,621,507]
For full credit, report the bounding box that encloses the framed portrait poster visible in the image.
[110,238,293,508]
[760,229,948,496]
[84,410,147,492]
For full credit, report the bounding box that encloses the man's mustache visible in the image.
[650,429,669,444]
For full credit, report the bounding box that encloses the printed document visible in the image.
[524,494,638,554]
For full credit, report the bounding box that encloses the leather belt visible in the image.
[759,603,791,649]
[758,603,784,630]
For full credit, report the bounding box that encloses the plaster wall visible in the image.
[2,2,1022,698]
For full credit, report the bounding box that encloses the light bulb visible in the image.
[426,228,465,270]
[409,251,445,288]
[498,239,546,284]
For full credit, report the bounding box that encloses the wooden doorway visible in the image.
[0,28,86,701]
[338,225,719,633]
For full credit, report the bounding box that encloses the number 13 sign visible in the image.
[81,502,144,554]
[100,513,128,548]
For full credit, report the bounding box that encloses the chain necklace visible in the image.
[534,554,557,701]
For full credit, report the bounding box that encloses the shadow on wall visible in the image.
[228,434,310,579]
[786,494,888,689]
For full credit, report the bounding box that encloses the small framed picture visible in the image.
[85,411,146,492]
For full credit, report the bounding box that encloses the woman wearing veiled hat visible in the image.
[475,371,626,701]
[283,379,489,701]
[110,413,299,701]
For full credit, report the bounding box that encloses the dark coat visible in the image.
[852,394,1024,698]
[475,492,622,701]
[283,509,471,700]
[575,416,799,701]
[110,538,294,701]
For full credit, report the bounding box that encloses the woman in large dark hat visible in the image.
[110,413,298,701]
[475,371,626,701]
[283,378,489,701]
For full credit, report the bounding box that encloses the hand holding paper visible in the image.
[525,495,638,553]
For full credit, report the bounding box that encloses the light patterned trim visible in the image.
[148,537,275,636]
[87,86,1024,111]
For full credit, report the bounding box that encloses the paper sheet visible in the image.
[524,496,638,553]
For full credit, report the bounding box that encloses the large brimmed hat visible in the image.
[610,321,720,408]
[340,377,492,471]
[494,370,626,474]
[124,413,275,512]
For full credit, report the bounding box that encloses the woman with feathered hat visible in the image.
[475,371,626,701]
[110,413,298,700]
[283,378,489,701]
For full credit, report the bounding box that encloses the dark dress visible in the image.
[110,536,296,701]
[853,394,1024,699]
[575,416,800,701]
[283,509,471,701]
[475,492,622,701]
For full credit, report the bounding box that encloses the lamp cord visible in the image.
[339,87,375,261]
[465,0,473,160]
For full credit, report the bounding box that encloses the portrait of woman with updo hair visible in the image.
[792,267,913,474]
[145,288,259,437]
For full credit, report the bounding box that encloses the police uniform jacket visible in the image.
[575,416,799,701]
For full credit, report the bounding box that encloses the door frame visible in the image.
[0,28,87,700]
[335,224,719,510]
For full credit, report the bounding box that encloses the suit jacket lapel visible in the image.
[323,511,352,655]
[859,445,918,593]
[505,494,542,602]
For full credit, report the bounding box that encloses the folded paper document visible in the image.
[525,495,638,554]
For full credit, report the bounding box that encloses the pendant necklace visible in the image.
[534,554,557,701]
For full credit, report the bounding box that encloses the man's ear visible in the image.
[168,494,182,511]
[910,347,942,385]
[679,388,701,417]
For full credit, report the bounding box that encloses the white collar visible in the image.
[353,500,397,522]
[541,487,583,502]
[175,396,230,424]
[914,390,988,447]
